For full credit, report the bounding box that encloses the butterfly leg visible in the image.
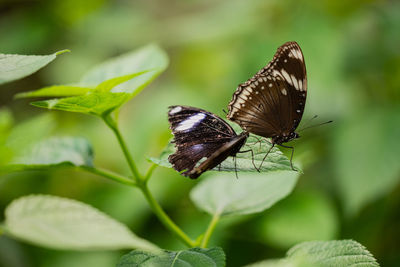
[234,156,239,179]
[237,149,259,172]
[258,144,275,170]
[218,164,221,171]
[279,144,295,171]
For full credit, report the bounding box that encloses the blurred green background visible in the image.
[1,0,399,266]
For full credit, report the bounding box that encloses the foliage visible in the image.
[1,0,399,266]
[246,240,379,267]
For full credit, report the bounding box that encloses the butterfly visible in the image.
[167,105,249,179]
[227,41,307,170]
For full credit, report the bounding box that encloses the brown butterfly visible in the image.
[227,41,307,169]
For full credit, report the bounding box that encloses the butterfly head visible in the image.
[272,132,300,145]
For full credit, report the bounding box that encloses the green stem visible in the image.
[140,183,196,247]
[80,166,136,187]
[102,113,193,246]
[103,114,142,182]
[144,163,157,182]
[200,213,221,248]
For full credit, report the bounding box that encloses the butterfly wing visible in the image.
[227,41,307,138]
[168,106,241,178]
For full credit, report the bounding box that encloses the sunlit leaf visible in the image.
[0,50,69,85]
[24,44,168,116]
[245,240,379,267]
[79,44,168,91]
[31,92,130,115]
[190,171,299,216]
[117,247,225,267]
[258,191,338,249]
[149,135,301,174]
[2,137,93,172]
[287,240,379,266]
[15,84,91,98]
[333,108,400,215]
[4,195,158,251]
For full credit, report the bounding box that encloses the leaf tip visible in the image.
[56,49,71,56]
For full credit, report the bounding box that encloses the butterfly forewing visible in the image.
[227,41,307,140]
[168,106,247,178]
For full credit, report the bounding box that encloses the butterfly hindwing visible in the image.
[168,106,247,178]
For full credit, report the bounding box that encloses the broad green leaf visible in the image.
[2,137,93,171]
[149,135,300,173]
[15,84,92,98]
[258,191,338,249]
[245,240,379,267]
[0,113,55,166]
[0,50,69,85]
[117,247,225,267]
[24,44,168,115]
[190,171,299,216]
[31,92,130,115]
[79,44,168,91]
[333,108,400,215]
[287,240,379,267]
[4,195,158,251]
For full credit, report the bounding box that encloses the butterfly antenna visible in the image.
[298,115,318,131]
[298,120,333,132]
[222,109,228,115]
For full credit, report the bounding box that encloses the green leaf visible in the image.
[1,113,55,166]
[31,92,130,116]
[4,195,158,251]
[149,135,300,173]
[190,171,299,216]
[23,44,168,116]
[15,84,92,98]
[258,191,338,249]
[79,44,168,90]
[333,108,400,215]
[245,240,379,267]
[2,137,93,171]
[287,240,379,267]
[117,247,225,267]
[0,50,69,85]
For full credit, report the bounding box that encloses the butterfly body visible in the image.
[168,106,248,179]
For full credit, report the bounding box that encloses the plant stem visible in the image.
[102,113,194,247]
[80,166,136,187]
[200,213,221,248]
[144,163,157,182]
[103,114,142,182]
[140,183,196,247]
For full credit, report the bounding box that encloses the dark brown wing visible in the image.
[227,41,307,138]
[185,132,247,179]
[168,106,244,179]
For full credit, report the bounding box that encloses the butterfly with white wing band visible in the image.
[168,106,250,179]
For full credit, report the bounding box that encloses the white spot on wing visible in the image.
[176,113,206,131]
[280,69,293,86]
[281,88,287,95]
[290,74,299,90]
[169,106,182,114]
